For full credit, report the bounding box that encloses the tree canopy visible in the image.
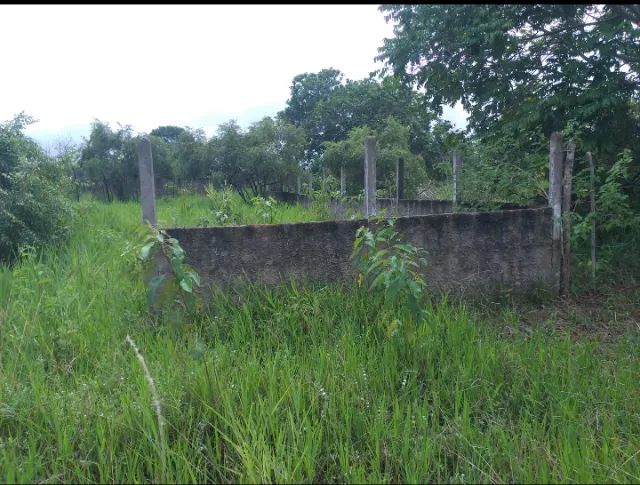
[376,5,640,139]
[322,117,426,198]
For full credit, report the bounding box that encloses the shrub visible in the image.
[0,160,74,263]
[250,195,278,224]
[352,217,428,325]
[205,183,237,225]
[137,223,202,315]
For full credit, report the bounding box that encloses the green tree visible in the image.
[0,114,74,262]
[322,117,427,198]
[281,70,455,175]
[377,4,640,209]
[282,68,344,129]
[0,112,42,188]
[150,125,188,144]
[281,68,344,164]
[208,117,306,200]
[172,128,209,183]
[376,4,640,139]
[78,120,138,201]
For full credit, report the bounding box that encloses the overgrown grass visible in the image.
[155,192,332,228]
[1,196,639,483]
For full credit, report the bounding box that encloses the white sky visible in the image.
[0,5,468,148]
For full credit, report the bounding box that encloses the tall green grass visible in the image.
[156,192,331,228]
[0,197,639,483]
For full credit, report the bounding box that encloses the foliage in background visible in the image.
[78,120,139,202]
[592,150,640,232]
[449,131,549,209]
[377,5,640,138]
[208,117,306,201]
[46,68,461,206]
[322,117,427,198]
[376,4,640,212]
[280,70,452,175]
[571,149,640,285]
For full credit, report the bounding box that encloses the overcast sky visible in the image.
[1,5,467,149]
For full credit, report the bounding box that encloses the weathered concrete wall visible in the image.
[165,207,558,297]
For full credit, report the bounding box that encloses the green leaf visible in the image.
[179,278,193,293]
[187,270,201,287]
[370,271,387,291]
[140,241,155,260]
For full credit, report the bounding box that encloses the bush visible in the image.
[0,161,74,263]
[352,217,428,325]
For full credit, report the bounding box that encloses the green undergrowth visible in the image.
[156,192,332,228]
[0,197,639,483]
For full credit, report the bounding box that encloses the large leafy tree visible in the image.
[79,120,139,201]
[282,68,344,129]
[150,126,208,184]
[376,5,640,141]
[322,117,427,198]
[281,68,344,163]
[281,69,453,174]
[311,76,436,150]
[149,125,188,144]
[376,4,640,209]
[208,117,306,200]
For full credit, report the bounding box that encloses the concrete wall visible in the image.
[164,207,558,297]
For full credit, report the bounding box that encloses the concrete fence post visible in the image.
[364,136,377,218]
[587,151,596,282]
[321,167,328,193]
[297,175,302,195]
[308,170,313,192]
[340,166,346,195]
[452,150,462,206]
[137,136,157,226]
[396,157,405,210]
[561,143,575,294]
[549,131,564,294]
